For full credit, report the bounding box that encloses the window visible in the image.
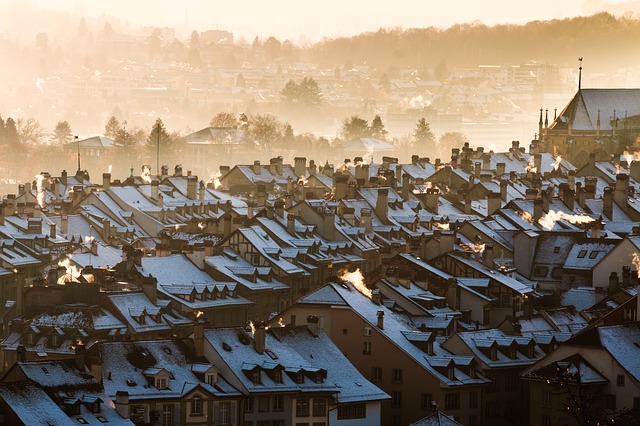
[551,267,563,279]
[486,401,499,418]
[392,391,402,407]
[258,396,269,412]
[342,329,347,335]
[363,341,371,355]
[337,403,366,419]
[156,377,167,390]
[469,391,477,409]
[553,246,560,253]
[205,373,216,385]
[542,390,552,407]
[392,416,402,426]
[244,397,254,413]
[251,370,261,385]
[444,393,459,410]
[219,402,230,425]
[421,393,433,410]
[371,367,382,382]
[617,374,625,386]
[589,250,600,259]
[161,404,173,426]
[273,395,284,412]
[312,398,325,416]
[533,266,548,277]
[391,368,403,384]
[190,397,202,416]
[542,416,551,426]
[364,326,372,336]
[577,250,587,258]
[272,369,282,383]
[290,315,296,325]
[312,423,326,426]
[296,398,309,417]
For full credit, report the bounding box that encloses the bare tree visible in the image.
[17,117,47,145]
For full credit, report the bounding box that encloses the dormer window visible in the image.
[447,366,455,381]
[251,370,261,385]
[469,365,476,379]
[315,372,323,384]
[295,373,304,384]
[490,347,498,361]
[205,373,216,385]
[426,341,434,356]
[528,346,535,358]
[510,347,517,359]
[156,377,167,389]
[273,370,282,383]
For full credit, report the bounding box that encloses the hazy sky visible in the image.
[12,0,640,41]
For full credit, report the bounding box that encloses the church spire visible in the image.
[539,108,543,136]
[578,57,583,90]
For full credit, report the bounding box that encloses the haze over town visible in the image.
[1,1,640,425]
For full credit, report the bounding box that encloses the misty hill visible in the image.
[309,13,640,74]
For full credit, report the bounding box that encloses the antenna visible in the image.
[578,57,583,90]
[156,120,160,179]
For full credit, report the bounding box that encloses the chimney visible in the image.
[542,189,551,213]
[274,199,284,217]
[533,198,543,221]
[500,179,508,202]
[401,174,411,200]
[608,271,619,294]
[17,345,26,362]
[254,322,266,354]
[630,161,640,183]
[563,188,575,211]
[276,157,283,176]
[151,180,159,199]
[309,160,317,176]
[496,162,506,177]
[375,188,389,224]
[0,201,4,225]
[256,182,267,207]
[372,289,382,305]
[614,173,629,208]
[194,318,205,357]
[174,164,183,177]
[482,243,494,268]
[335,175,348,201]
[567,170,576,191]
[160,165,169,180]
[252,160,261,175]
[577,186,586,208]
[187,175,197,200]
[361,208,373,233]
[287,213,296,236]
[75,343,86,371]
[487,191,501,216]
[294,157,307,178]
[141,276,157,303]
[115,391,130,419]
[199,180,206,205]
[323,209,336,240]
[102,173,111,189]
[603,187,614,220]
[591,221,602,239]
[61,215,69,235]
[376,310,384,329]
[307,315,319,337]
[61,170,68,186]
[425,188,439,214]
[622,265,631,287]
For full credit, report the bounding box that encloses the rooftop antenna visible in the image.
[578,57,583,90]
[156,120,160,179]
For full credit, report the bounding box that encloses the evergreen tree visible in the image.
[51,121,73,145]
[105,116,120,138]
[341,116,371,140]
[370,115,388,140]
[0,114,5,145]
[4,117,19,147]
[146,118,172,151]
[413,118,436,151]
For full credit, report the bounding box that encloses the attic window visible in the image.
[577,250,587,259]
[222,343,233,352]
[589,250,600,259]
[126,379,137,387]
[155,377,167,389]
[553,246,560,253]
[265,349,278,360]
[77,418,88,425]
[162,347,172,355]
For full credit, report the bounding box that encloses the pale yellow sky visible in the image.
[4,0,639,41]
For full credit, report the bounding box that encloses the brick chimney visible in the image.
[614,173,629,208]
[482,243,494,268]
[287,213,296,236]
[294,157,307,178]
[603,187,614,220]
[487,191,501,216]
[496,162,506,176]
[151,180,159,199]
[376,310,384,329]
[361,208,373,233]
[372,289,382,305]
[375,188,389,224]
[174,164,183,177]
[425,188,439,214]
[75,343,86,371]
[115,391,130,419]
[563,188,575,211]
[102,173,111,189]
[307,315,319,337]
[186,175,197,200]
[533,198,543,221]
[194,318,205,357]
[254,322,266,354]
[335,175,348,201]
[252,160,261,175]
